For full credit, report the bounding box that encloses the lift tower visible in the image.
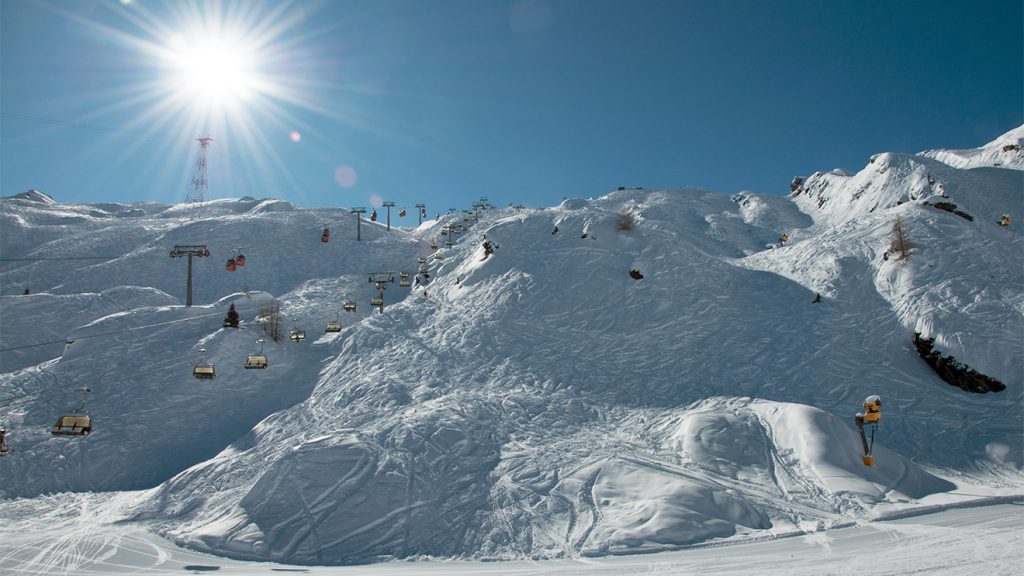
[415,203,426,226]
[382,201,395,231]
[351,207,367,241]
[170,245,210,307]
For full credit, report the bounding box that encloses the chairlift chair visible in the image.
[52,414,92,436]
[399,272,411,287]
[245,355,268,369]
[399,208,407,217]
[193,363,216,379]
[418,257,427,264]
[325,321,343,333]
[343,301,357,312]
[370,210,378,222]
[290,329,306,342]
[431,242,439,251]
[51,387,93,436]
[371,296,384,306]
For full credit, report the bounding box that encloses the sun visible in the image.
[167,33,256,108]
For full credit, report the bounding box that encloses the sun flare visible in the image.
[167,34,256,108]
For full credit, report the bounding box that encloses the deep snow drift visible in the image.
[1,127,1022,567]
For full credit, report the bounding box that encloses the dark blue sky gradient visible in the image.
[1,0,1020,212]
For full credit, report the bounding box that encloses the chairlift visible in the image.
[51,387,93,436]
[431,242,439,251]
[325,313,342,332]
[193,363,216,379]
[371,296,384,306]
[290,329,306,342]
[245,339,268,369]
[399,272,411,287]
[321,226,330,243]
[193,348,216,380]
[418,257,427,264]
[343,300,357,312]
[245,355,268,369]
[419,265,429,275]
[434,252,443,260]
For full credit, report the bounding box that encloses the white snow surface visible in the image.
[1,127,1022,570]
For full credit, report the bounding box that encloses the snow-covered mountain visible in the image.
[1,127,1021,566]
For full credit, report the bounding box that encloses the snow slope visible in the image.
[1,127,1022,568]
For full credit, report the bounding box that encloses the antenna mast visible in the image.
[186,136,214,214]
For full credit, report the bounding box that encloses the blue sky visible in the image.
[1,0,1021,214]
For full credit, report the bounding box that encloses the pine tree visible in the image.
[223,303,240,328]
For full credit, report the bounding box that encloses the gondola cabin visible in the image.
[51,414,92,436]
[325,321,342,333]
[235,253,246,266]
[193,363,216,379]
[399,209,407,217]
[343,301,357,312]
[290,330,306,342]
[226,258,237,272]
[321,227,330,243]
[370,210,378,222]
[245,355,268,369]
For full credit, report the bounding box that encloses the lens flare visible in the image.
[334,165,357,188]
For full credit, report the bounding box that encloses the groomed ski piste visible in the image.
[1,127,1022,575]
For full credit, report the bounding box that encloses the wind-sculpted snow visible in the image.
[2,130,1023,566]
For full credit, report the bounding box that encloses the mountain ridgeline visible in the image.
[0,127,1021,564]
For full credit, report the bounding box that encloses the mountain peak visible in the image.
[9,188,55,204]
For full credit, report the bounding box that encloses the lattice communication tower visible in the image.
[186,136,214,210]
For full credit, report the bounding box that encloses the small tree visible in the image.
[258,302,283,342]
[888,216,913,261]
[223,303,240,328]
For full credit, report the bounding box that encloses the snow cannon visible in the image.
[855,395,882,466]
